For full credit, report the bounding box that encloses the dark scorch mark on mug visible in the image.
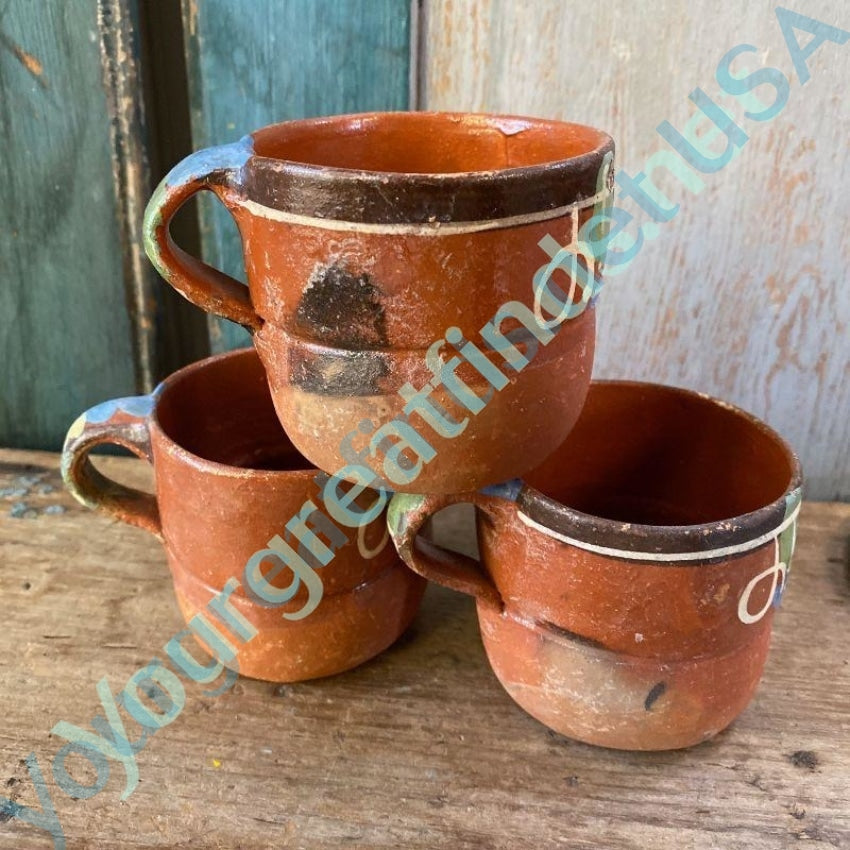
[294,264,389,350]
[289,348,389,397]
[644,681,667,711]
[291,264,391,396]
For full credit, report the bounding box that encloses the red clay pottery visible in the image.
[389,382,802,750]
[143,112,614,493]
[62,349,425,683]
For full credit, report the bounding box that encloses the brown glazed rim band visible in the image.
[513,381,803,562]
[230,111,615,227]
[142,112,614,335]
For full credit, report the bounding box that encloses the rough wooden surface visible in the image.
[423,0,850,501]
[1,448,848,849]
[181,0,413,353]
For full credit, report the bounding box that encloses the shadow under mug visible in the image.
[388,381,802,750]
[62,348,425,683]
[143,111,614,494]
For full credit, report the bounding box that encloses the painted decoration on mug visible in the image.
[737,487,801,625]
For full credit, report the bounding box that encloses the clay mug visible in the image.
[388,381,802,750]
[62,348,425,683]
[143,111,614,493]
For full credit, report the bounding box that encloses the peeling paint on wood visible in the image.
[98,0,159,393]
[0,1,137,449]
[423,0,850,500]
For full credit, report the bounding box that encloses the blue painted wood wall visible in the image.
[0,1,139,449]
[181,0,413,352]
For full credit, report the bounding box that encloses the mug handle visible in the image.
[61,396,161,539]
[142,139,262,332]
[387,491,508,612]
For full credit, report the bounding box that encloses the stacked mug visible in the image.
[62,112,801,751]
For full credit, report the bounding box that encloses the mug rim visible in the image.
[149,348,320,482]
[238,111,615,227]
[515,380,803,561]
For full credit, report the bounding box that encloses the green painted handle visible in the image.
[387,492,503,611]
[143,138,261,332]
[61,396,161,538]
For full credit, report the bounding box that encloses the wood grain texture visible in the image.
[136,0,213,381]
[97,0,159,393]
[100,0,212,389]
[180,0,413,353]
[0,2,138,449]
[1,448,848,849]
[423,0,850,501]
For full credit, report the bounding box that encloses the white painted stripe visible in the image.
[358,523,389,560]
[236,187,611,236]
[737,537,786,624]
[516,503,801,563]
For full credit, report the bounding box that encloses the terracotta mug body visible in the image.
[62,349,425,683]
[389,382,802,750]
[143,112,614,493]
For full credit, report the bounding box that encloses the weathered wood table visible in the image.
[1,449,848,849]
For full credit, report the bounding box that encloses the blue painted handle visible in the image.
[61,395,161,537]
[142,138,261,332]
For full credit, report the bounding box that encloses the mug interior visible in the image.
[155,349,313,472]
[252,112,609,175]
[523,382,797,526]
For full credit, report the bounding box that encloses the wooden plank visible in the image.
[181,0,414,353]
[0,1,140,449]
[423,0,850,501]
[97,0,159,393]
[0,447,848,849]
[136,0,213,376]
